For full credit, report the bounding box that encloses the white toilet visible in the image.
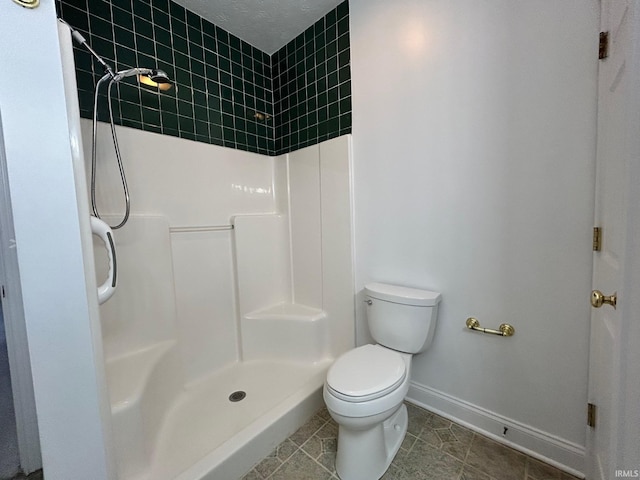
[323,282,441,480]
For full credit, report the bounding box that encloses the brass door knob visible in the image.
[591,290,617,309]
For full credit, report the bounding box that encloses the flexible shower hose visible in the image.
[90,73,131,230]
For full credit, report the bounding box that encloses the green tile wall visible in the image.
[56,0,351,157]
[272,1,351,155]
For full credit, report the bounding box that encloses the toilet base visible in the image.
[334,404,408,480]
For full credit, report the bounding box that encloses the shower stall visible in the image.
[57,22,355,480]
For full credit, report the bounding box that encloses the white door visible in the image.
[587,0,640,478]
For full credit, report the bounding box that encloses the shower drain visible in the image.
[228,390,246,402]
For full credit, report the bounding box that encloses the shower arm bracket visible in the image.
[59,18,115,79]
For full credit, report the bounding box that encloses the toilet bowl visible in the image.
[323,282,441,480]
[323,345,411,480]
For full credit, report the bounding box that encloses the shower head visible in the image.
[147,69,171,85]
[138,69,173,91]
[110,68,173,90]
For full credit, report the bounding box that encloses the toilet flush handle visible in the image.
[364,299,372,305]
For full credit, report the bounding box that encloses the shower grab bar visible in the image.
[465,317,515,337]
[170,224,234,233]
[91,216,117,304]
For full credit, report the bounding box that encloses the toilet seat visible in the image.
[326,344,406,402]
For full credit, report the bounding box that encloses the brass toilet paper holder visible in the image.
[465,317,515,337]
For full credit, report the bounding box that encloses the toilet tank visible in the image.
[364,283,441,354]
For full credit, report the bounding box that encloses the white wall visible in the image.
[234,214,292,317]
[95,215,178,360]
[86,121,357,384]
[284,136,356,358]
[288,147,323,308]
[230,136,355,363]
[82,120,276,383]
[350,0,598,470]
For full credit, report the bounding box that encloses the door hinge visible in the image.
[599,31,609,59]
[593,227,602,251]
[588,402,597,428]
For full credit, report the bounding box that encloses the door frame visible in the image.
[0,2,116,479]
[0,111,41,474]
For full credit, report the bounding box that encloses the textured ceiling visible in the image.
[172,0,345,54]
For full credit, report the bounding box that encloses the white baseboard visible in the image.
[407,382,585,478]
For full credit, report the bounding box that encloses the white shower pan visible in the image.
[107,341,331,480]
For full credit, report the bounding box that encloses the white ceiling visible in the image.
[172,0,345,55]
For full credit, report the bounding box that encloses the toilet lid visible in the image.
[327,345,406,401]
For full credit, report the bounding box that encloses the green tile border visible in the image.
[57,0,351,156]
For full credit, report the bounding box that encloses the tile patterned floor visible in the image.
[242,402,581,480]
